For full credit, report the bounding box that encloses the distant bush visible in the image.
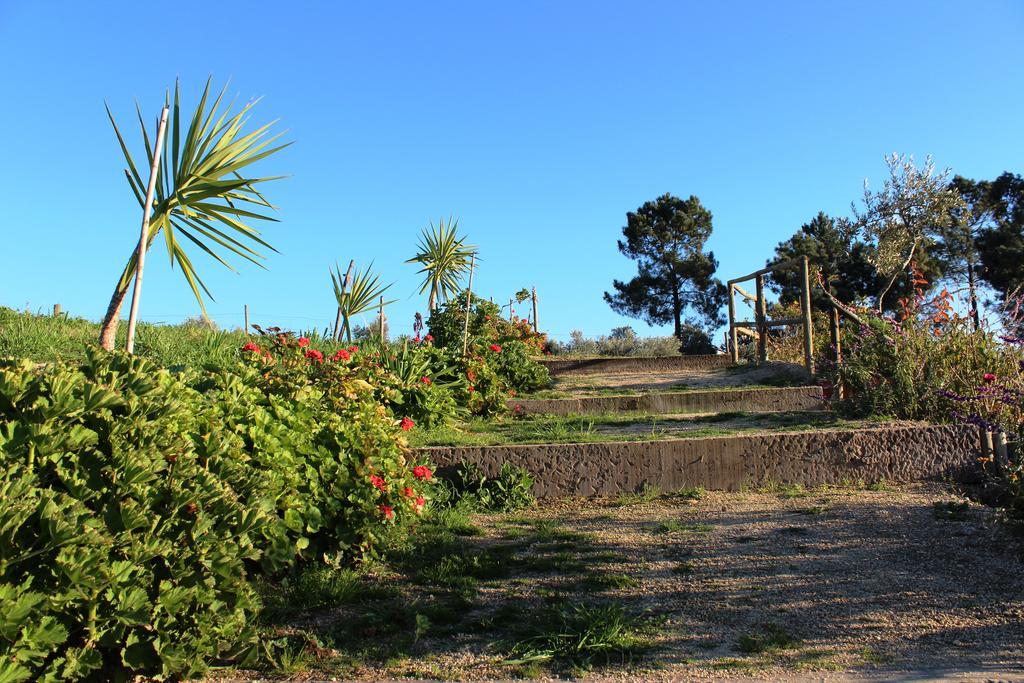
[546,326,683,357]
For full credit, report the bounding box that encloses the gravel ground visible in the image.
[224,483,1024,682]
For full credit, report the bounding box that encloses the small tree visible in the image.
[604,193,726,338]
[970,173,1024,303]
[406,217,477,311]
[853,154,965,312]
[98,79,289,350]
[331,262,395,342]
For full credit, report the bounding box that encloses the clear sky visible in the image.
[1,1,1021,342]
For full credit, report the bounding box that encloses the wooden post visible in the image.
[378,295,385,339]
[52,304,61,318]
[727,284,738,363]
[979,426,992,459]
[994,430,1009,470]
[334,259,355,341]
[125,105,170,354]
[244,304,250,334]
[755,274,767,363]
[829,306,843,400]
[532,287,539,333]
[800,256,814,374]
[462,254,476,355]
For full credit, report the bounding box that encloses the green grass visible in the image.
[408,410,874,448]
[653,520,713,534]
[933,500,970,520]
[736,623,802,654]
[579,572,639,590]
[615,484,661,507]
[504,602,651,672]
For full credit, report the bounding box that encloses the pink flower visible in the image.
[305,349,324,363]
[242,341,260,353]
[421,376,432,385]
[370,474,388,492]
[489,344,502,353]
[413,465,432,481]
[297,337,310,348]
[379,504,394,520]
[983,373,997,384]
[332,349,351,362]
[401,416,415,432]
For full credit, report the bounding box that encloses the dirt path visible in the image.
[520,484,1024,679]
[220,484,1024,682]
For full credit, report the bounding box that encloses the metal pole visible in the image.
[125,105,170,354]
[378,296,385,339]
[462,254,476,355]
[244,304,250,334]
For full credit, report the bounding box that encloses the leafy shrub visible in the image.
[0,343,437,680]
[442,462,535,512]
[427,293,547,353]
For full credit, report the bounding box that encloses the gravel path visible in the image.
[523,483,1024,679]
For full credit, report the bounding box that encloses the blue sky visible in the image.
[1,1,1022,342]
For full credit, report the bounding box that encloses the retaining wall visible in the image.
[511,385,825,416]
[417,424,978,497]
[539,354,731,376]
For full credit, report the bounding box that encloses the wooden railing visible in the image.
[727,256,814,373]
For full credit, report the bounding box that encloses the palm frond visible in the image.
[332,262,397,341]
[108,78,291,316]
[405,217,477,308]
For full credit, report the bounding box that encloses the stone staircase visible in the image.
[417,356,976,496]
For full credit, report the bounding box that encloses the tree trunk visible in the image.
[671,288,682,338]
[428,289,437,313]
[98,280,130,350]
[876,238,921,313]
[967,261,980,331]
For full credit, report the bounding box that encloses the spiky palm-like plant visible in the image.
[98,78,289,349]
[332,262,396,342]
[406,217,477,312]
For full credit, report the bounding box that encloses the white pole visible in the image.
[125,105,169,354]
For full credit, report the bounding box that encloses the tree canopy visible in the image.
[604,193,726,339]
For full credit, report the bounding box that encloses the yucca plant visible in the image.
[98,78,290,350]
[331,262,396,342]
[406,217,477,311]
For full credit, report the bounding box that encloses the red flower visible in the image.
[413,465,432,480]
[297,337,310,348]
[425,334,434,343]
[370,474,388,492]
[413,496,425,513]
[490,344,502,353]
[401,416,415,431]
[403,486,415,498]
[467,386,475,393]
[414,335,421,343]
[421,376,432,385]
[379,504,394,520]
[305,349,324,363]
[332,349,351,362]
[242,341,260,353]
[983,373,997,384]
[348,345,359,353]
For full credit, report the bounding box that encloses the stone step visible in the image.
[511,385,825,416]
[539,354,731,376]
[417,424,976,497]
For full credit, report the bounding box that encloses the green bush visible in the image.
[0,343,437,680]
